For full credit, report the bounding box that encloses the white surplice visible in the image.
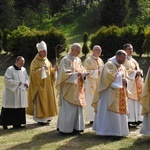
[2,66,28,108]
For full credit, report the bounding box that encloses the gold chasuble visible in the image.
[123,57,143,101]
[92,60,128,114]
[84,55,104,95]
[27,54,57,118]
[56,54,86,106]
[140,67,150,114]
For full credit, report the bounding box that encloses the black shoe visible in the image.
[38,122,49,126]
[90,121,93,124]
[73,129,84,133]
[128,122,137,127]
[3,125,8,130]
[137,121,142,124]
[13,125,26,129]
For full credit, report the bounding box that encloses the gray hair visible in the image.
[93,45,102,51]
[123,43,132,50]
[15,56,24,62]
[71,43,82,50]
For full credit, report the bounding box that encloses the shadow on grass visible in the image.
[56,132,126,150]
[119,136,150,150]
[0,121,147,150]
[0,123,47,136]
[4,129,126,150]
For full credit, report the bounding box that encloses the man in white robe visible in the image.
[56,43,87,134]
[84,45,104,123]
[123,44,143,126]
[0,56,29,129]
[92,50,129,136]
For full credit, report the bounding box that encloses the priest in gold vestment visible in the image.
[56,43,87,133]
[92,50,129,136]
[123,44,143,126]
[84,45,104,123]
[140,67,150,135]
[27,41,57,125]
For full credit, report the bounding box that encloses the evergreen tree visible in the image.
[82,32,89,56]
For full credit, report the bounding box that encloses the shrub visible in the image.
[143,27,150,56]
[7,26,67,60]
[90,25,145,57]
[90,26,122,57]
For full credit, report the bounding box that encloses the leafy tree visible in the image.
[38,2,51,23]
[48,0,68,16]
[0,29,3,52]
[100,0,129,26]
[82,1,102,27]
[143,27,150,56]
[0,0,20,30]
[21,8,40,27]
[14,0,41,10]
[136,0,150,25]
[128,0,139,18]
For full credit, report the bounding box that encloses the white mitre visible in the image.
[36,41,47,52]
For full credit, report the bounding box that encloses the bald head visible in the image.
[92,45,102,57]
[70,43,82,57]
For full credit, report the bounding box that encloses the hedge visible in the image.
[6,26,67,60]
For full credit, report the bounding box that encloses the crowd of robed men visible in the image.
[0,41,150,136]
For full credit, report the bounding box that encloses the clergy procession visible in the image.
[1,41,150,137]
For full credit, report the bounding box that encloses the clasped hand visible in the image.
[122,78,127,87]
[43,65,48,70]
[77,72,89,77]
[136,71,142,76]
[19,82,28,88]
